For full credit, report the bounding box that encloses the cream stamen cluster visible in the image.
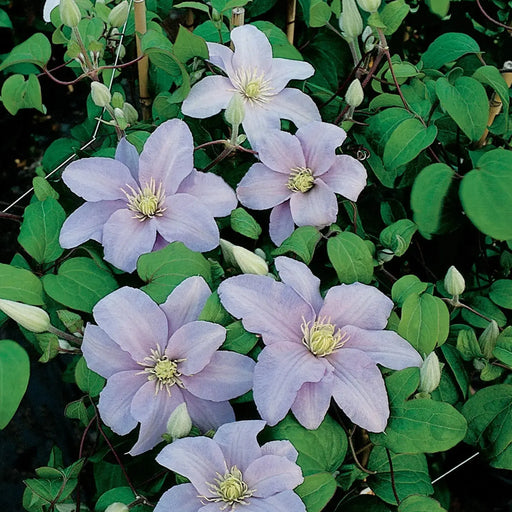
[137,347,185,395]
[231,68,275,105]
[122,177,167,221]
[287,167,315,193]
[301,316,349,357]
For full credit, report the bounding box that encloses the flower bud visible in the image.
[105,503,129,512]
[356,0,381,12]
[114,107,128,130]
[122,102,138,124]
[345,79,364,108]
[220,239,269,275]
[340,0,363,42]
[478,319,499,359]
[166,403,192,441]
[224,93,245,129]
[90,82,111,108]
[59,0,81,28]
[0,299,51,333]
[444,265,465,299]
[418,352,442,394]
[111,91,124,109]
[108,0,130,28]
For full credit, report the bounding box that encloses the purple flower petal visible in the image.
[102,208,157,272]
[115,137,139,180]
[237,163,291,210]
[156,436,226,496]
[182,389,236,432]
[154,484,199,512]
[270,58,315,92]
[160,276,211,334]
[62,158,137,201]
[183,351,254,401]
[275,256,323,314]
[59,199,124,248]
[269,202,295,246]
[245,455,303,498]
[291,374,335,429]
[231,24,273,74]
[138,119,194,195]
[207,41,234,75]
[295,122,347,175]
[246,491,306,511]
[256,130,306,174]
[218,274,314,346]
[213,420,266,472]
[320,283,394,331]
[269,88,321,128]
[321,155,367,202]
[82,324,138,378]
[253,342,327,426]
[343,325,422,369]
[129,380,185,455]
[329,348,389,432]
[289,179,338,228]
[92,287,169,362]
[261,440,298,462]
[241,103,281,151]
[156,193,219,252]
[178,170,237,218]
[98,370,146,435]
[182,75,233,118]
[167,321,226,375]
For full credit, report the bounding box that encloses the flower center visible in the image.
[231,68,274,105]
[122,178,166,221]
[137,347,185,395]
[288,167,315,193]
[201,466,255,510]
[301,317,349,357]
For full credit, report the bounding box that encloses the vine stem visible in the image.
[385,447,400,506]
[475,0,512,29]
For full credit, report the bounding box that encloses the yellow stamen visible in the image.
[137,347,186,395]
[288,167,315,193]
[122,178,166,221]
[301,316,349,357]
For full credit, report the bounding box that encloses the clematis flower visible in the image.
[43,0,60,22]
[154,420,306,512]
[59,119,237,272]
[181,24,321,149]
[236,122,367,245]
[81,277,255,455]
[218,256,422,432]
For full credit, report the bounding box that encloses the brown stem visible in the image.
[475,0,512,29]
[347,428,377,475]
[0,212,22,222]
[134,0,152,120]
[386,447,400,505]
[286,0,297,45]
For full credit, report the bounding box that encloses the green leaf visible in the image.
[222,321,258,354]
[440,343,469,398]
[460,296,507,328]
[0,340,30,429]
[327,231,374,284]
[272,226,322,264]
[18,198,66,264]
[342,494,394,511]
[172,25,208,63]
[411,163,454,239]
[435,76,488,141]
[75,357,105,398]
[489,279,512,309]
[367,107,413,155]
[460,149,512,240]
[64,398,90,427]
[295,472,337,512]
[138,242,212,303]
[252,21,303,60]
[391,275,428,307]
[425,0,450,17]
[299,0,332,27]
[95,487,138,512]
[398,293,450,354]
[173,1,210,13]
[368,447,433,505]
[494,327,512,367]
[0,264,43,304]
[422,32,480,69]
[398,495,447,512]
[0,8,13,29]
[199,291,232,325]
[33,177,59,201]
[1,74,44,115]
[194,20,230,44]
[0,33,52,71]
[230,208,262,239]
[473,65,509,116]
[379,219,417,256]
[378,0,410,35]
[462,384,512,469]
[42,258,118,313]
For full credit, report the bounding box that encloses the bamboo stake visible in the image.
[286,0,296,45]
[476,61,512,148]
[231,7,245,30]
[134,0,151,120]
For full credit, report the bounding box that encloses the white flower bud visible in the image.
[444,265,465,299]
[220,239,269,275]
[90,82,111,108]
[114,107,128,130]
[105,503,129,512]
[122,102,138,124]
[108,1,130,28]
[0,299,51,333]
[340,0,363,42]
[111,91,124,109]
[345,79,364,108]
[59,0,81,28]
[478,319,499,359]
[166,403,192,441]
[418,351,442,394]
[356,0,381,12]
[225,93,245,129]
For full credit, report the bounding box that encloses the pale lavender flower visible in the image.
[237,121,367,245]
[43,0,59,21]
[218,257,422,432]
[154,420,306,512]
[59,119,237,272]
[181,24,321,149]
[81,277,255,455]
